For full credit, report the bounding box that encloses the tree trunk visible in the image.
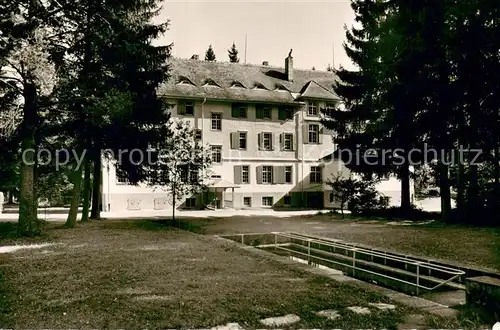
[90,153,101,219]
[437,160,451,222]
[492,146,500,215]
[65,163,84,228]
[172,187,176,223]
[81,155,91,222]
[18,83,39,236]
[400,162,412,212]
[456,149,466,215]
[467,163,479,217]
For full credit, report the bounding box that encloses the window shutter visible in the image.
[270,133,274,150]
[279,133,284,151]
[231,104,239,117]
[256,166,263,184]
[230,132,238,149]
[278,107,285,121]
[319,126,324,144]
[291,134,295,151]
[279,166,286,184]
[234,165,242,184]
[258,132,262,150]
[272,166,279,184]
[177,101,186,115]
[256,105,263,119]
[303,124,309,144]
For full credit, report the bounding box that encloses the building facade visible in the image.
[101,52,410,211]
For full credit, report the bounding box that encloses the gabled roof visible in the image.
[299,81,338,100]
[160,58,340,104]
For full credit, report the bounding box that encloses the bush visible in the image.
[348,183,389,215]
[327,172,388,217]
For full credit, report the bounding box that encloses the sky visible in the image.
[154,0,357,71]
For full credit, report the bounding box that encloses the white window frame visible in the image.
[308,124,319,144]
[211,145,222,163]
[262,166,273,184]
[308,102,318,116]
[310,166,322,183]
[239,132,247,150]
[284,133,293,151]
[242,165,249,184]
[262,196,273,207]
[116,169,129,185]
[262,133,272,151]
[211,113,222,131]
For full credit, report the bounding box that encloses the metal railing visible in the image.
[268,232,465,295]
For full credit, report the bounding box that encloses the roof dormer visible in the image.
[203,79,221,88]
[230,81,245,88]
[177,76,196,86]
[253,83,268,90]
[275,84,290,92]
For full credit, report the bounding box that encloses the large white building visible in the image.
[101,52,409,211]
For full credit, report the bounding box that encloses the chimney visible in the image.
[262,61,269,66]
[285,49,293,81]
[191,54,199,60]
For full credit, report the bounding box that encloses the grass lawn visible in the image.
[0,220,476,329]
[175,214,500,271]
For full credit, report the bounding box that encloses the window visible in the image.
[242,165,249,184]
[190,170,199,183]
[211,145,222,163]
[231,104,247,118]
[194,129,202,140]
[283,133,293,151]
[116,169,129,184]
[285,166,292,184]
[262,107,271,119]
[211,113,221,130]
[256,105,272,119]
[279,107,293,120]
[275,84,289,91]
[185,101,194,115]
[308,124,319,144]
[178,77,195,85]
[262,166,273,183]
[186,198,196,207]
[243,197,252,207]
[262,196,273,207]
[177,100,194,116]
[231,81,245,88]
[310,166,322,183]
[262,133,273,151]
[204,79,220,87]
[283,195,291,206]
[239,132,247,149]
[329,192,335,203]
[234,165,250,184]
[308,102,318,116]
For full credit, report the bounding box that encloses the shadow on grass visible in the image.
[98,218,206,234]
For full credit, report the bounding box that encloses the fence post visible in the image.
[416,264,420,295]
[307,240,311,265]
[353,249,356,277]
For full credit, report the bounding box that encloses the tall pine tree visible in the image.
[205,44,216,61]
[228,42,239,63]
